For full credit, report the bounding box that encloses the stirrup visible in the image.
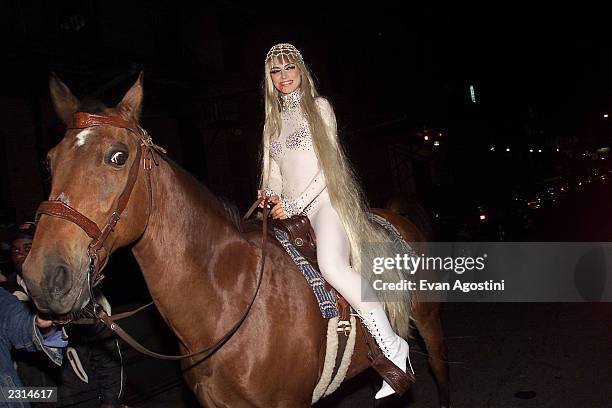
[353,309,415,396]
[370,353,414,396]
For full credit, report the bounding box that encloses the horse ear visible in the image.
[49,73,79,125]
[117,71,144,122]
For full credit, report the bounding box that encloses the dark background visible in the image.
[0,1,610,223]
[0,2,610,407]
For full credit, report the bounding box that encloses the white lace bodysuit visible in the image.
[264,90,379,311]
[266,90,330,216]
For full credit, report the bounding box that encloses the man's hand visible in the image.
[35,313,58,338]
[35,314,54,329]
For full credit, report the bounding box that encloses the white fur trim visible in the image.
[324,315,357,396]
[311,317,339,404]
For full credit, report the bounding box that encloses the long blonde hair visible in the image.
[260,51,411,337]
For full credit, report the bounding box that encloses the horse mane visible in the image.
[217,197,244,232]
[78,98,108,114]
[162,156,245,233]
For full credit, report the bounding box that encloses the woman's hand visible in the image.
[270,202,288,220]
[256,191,286,218]
[258,191,280,208]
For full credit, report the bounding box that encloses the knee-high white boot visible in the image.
[357,308,413,399]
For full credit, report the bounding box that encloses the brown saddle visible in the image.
[270,215,318,266]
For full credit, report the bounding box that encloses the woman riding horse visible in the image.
[22,70,449,407]
[259,43,410,399]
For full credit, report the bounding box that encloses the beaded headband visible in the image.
[265,43,303,64]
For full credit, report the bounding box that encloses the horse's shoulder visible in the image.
[241,220,285,253]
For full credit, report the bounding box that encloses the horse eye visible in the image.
[109,151,128,166]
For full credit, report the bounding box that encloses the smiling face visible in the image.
[269,58,302,95]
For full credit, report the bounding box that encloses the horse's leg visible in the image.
[412,301,450,408]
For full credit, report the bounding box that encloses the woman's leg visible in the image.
[309,203,377,311]
[309,203,410,399]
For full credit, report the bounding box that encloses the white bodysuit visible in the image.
[266,90,377,310]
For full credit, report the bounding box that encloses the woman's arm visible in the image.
[281,170,326,216]
[265,157,283,197]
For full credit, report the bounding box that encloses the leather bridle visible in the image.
[36,112,164,291]
[35,111,270,361]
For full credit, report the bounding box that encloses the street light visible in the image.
[434,140,440,147]
[604,113,609,118]
[506,147,511,152]
[538,149,542,153]
[529,148,534,153]
[424,135,429,141]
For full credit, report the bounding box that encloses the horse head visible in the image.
[22,73,151,316]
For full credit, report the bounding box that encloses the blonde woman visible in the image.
[259,43,412,399]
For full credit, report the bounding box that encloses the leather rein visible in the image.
[36,112,270,361]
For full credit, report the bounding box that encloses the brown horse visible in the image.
[22,74,449,407]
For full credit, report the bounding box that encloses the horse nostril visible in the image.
[49,264,72,298]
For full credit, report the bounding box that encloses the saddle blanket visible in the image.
[272,228,338,318]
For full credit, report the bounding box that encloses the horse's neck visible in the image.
[132,159,252,347]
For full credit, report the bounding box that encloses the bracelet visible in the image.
[280,196,300,217]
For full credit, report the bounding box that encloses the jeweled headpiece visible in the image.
[265,43,303,64]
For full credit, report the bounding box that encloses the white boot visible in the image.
[358,308,413,399]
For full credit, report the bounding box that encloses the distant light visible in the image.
[479,214,486,220]
[438,132,443,137]
[538,149,542,153]
[434,140,440,146]
[424,135,429,141]
[556,148,560,152]
[604,113,609,118]
[529,148,534,153]
[490,145,495,152]
[469,84,477,103]
[506,147,511,152]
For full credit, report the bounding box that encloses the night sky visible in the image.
[0,1,611,212]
